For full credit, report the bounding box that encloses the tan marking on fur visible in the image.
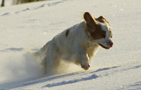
[96,16,113,39]
[96,16,111,26]
[96,16,113,38]
[65,29,69,37]
[83,12,106,40]
[89,25,106,40]
[84,12,98,25]
[110,30,112,38]
[84,12,97,32]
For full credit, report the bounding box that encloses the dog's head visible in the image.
[84,12,113,49]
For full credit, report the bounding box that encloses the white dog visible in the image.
[35,12,113,74]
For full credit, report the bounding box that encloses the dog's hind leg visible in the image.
[41,57,47,74]
[44,44,61,74]
[46,56,61,74]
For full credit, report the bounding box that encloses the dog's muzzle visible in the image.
[99,41,113,49]
[108,41,113,47]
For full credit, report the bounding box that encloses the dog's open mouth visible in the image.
[98,43,111,49]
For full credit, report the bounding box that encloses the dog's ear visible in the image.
[84,12,98,32]
[96,16,106,23]
[84,12,97,25]
[98,16,105,19]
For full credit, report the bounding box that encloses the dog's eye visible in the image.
[101,34,106,38]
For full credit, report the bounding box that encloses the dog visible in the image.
[35,12,113,74]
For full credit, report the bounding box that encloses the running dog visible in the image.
[35,12,113,74]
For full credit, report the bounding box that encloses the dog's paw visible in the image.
[81,64,90,70]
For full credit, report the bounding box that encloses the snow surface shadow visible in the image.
[1,12,10,16]
[6,66,118,89]
[2,65,120,89]
[3,62,141,89]
[0,48,24,52]
[0,0,68,16]
[117,81,141,90]
[34,0,68,10]
[41,66,119,88]
[21,72,83,87]
[90,66,119,73]
[42,74,98,88]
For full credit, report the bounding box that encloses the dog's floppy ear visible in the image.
[98,16,105,19]
[84,12,97,32]
[96,16,106,23]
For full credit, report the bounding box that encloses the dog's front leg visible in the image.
[78,48,90,70]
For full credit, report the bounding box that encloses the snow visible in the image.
[0,0,141,90]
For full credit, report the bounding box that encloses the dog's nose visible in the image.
[109,41,113,47]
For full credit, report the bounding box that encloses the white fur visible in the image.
[35,16,112,74]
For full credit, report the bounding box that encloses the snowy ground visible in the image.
[0,0,141,90]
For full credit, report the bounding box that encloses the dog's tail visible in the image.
[33,41,51,57]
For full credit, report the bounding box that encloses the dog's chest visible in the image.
[82,42,99,58]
